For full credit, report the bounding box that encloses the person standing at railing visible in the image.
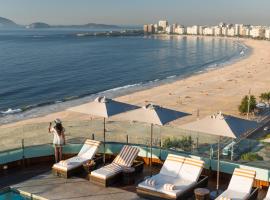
[48,119,66,163]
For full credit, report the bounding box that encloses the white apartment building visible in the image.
[158,20,168,31]
[198,26,206,35]
[221,27,228,36]
[214,26,222,36]
[227,27,235,36]
[250,26,265,38]
[187,25,199,35]
[265,29,270,39]
[171,24,178,33]
[203,27,215,35]
[239,26,249,36]
[165,25,173,34]
[175,25,186,35]
[234,24,243,36]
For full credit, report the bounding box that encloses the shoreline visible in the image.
[2,37,270,129]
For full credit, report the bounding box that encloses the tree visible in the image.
[260,92,270,102]
[238,95,257,114]
[162,136,194,151]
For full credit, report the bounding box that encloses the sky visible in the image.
[0,0,270,26]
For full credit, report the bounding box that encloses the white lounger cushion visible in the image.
[159,154,185,177]
[91,163,122,179]
[113,145,140,167]
[178,158,204,182]
[53,139,101,171]
[216,189,249,200]
[53,156,89,171]
[138,174,195,198]
[215,168,256,200]
[91,145,139,180]
[78,139,101,158]
[138,156,205,198]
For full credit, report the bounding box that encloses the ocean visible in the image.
[0,28,247,124]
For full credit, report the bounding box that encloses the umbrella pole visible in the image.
[103,117,106,164]
[150,123,153,176]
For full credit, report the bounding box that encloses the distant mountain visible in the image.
[25,22,120,29]
[0,17,18,28]
[26,22,50,29]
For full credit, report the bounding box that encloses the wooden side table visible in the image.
[122,167,135,185]
[194,188,210,200]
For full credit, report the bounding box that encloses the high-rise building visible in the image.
[219,22,226,27]
[199,26,206,35]
[187,25,199,35]
[214,26,222,36]
[265,29,270,39]
[147,24,155,33]
[250,26,265,38]
[227,27,235,36]
[203,27,215,36]
[234,24,242,36]
[158,20,168,31]
[172,24,178,33]
[143,25,148,33]
[175,25,186,35]
[221,27,228,36]
[165,25,173,34]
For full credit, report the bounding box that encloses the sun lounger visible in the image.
[137,154,208,200]
[90,145,140,187]
[215,168,258,200]
[52,139,101,178]
[264,186,270,200]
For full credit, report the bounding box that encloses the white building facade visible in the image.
[187,25,199,35]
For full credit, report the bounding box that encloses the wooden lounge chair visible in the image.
[90,145,140,187]
[137,154,208,200]
[264,186,270,200]
[52,139,101,178]
[215,168,259,200]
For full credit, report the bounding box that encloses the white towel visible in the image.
[163,183,176,191]
[145,178,156,186]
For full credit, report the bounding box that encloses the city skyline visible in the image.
[1,0,270,26]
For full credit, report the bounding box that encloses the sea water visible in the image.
[0,29,247,124]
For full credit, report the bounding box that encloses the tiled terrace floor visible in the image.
[0,163,267,200]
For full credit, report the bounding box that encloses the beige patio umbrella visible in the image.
[68,96,139,163]
[181,111,258,197]
[120,103,190,175]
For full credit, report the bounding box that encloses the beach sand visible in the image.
[1,38,270,151]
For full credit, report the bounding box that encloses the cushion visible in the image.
[216,189,250,200]
[178,158,204,182]
[53,156,89,171]
[91,163,122,179]
[113,145,139,167]
[155,178,195,198]
[78,139,101,158]
[228,168,255,194]
[159,154,185,177]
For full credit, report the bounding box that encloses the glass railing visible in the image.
[0,119,270,171]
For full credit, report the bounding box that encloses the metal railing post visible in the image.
[22,139,25,167]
